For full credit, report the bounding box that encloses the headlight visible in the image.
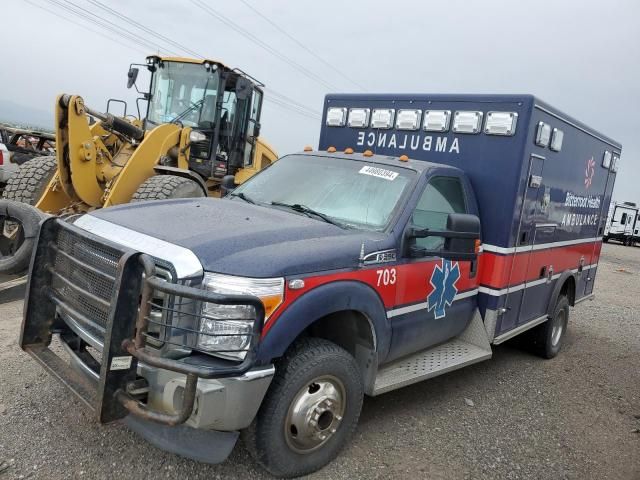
[198,273,284,360]
[189,130,207,142]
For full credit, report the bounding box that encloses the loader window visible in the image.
[147,61,220,127]
[412,177,466,250]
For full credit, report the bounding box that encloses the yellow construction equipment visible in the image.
[0,55,277,273]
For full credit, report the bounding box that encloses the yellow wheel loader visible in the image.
[0,56,277,274]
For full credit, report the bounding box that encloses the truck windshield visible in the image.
[232,155,416,231]
[147,62,220,128]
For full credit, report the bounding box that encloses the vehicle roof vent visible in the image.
[622,201,637,207]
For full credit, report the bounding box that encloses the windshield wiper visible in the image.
[230,192,256,204]
[270,201,344,228]
[170,99,203,124]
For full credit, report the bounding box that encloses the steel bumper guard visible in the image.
[20,218,268,462]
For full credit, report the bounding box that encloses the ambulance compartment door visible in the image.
[501,154,546,331]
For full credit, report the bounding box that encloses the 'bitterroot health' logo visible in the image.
[427,259,461,319]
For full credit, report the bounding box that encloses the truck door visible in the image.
[503,154,546,328]
[388,175,478,362]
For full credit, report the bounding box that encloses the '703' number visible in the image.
[376,268,397,286]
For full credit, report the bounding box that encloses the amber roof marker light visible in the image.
[363,150,374,157]
[303,145,313,152]
[399,155,409,162]
[327,146,337,153]
[344,147,354,154]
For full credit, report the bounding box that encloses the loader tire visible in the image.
[131,175,205,202]
[2,156,57,205]
[0,200,46,274]
[0,157,55,275]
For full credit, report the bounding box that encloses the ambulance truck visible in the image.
[18,94,620,477]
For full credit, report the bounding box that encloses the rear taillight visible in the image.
[0,150,4,166]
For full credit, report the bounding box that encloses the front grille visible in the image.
[189,139,210,159]
[51,227,122,340]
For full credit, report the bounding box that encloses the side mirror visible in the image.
[235,76,252,100]
[406,213,480,260]
[127,67,139,89]
[221,175,236,196]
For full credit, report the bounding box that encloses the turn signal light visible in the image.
[303,145,313,151]
[344,147,354,154]
[475,239,482,253]
[363,150,373,157]
[327,146,337,153]
[399,155,409,162]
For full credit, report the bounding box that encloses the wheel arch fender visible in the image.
[153,166,208,196]
[257,280,392,364]
[547,270,576,316]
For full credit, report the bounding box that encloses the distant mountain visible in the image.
[0,99,54,131]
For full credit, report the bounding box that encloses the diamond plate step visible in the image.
[372,312,492,395]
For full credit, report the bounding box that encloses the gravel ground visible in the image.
[0,243,638,479]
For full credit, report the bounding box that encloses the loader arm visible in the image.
[102,123,191,207]
[54,94,120,207]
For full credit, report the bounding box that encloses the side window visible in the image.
[621,213,628,225]
[412,176,466,250]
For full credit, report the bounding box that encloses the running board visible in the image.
[371,312,492,396]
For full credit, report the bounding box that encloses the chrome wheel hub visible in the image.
[284,375,346,453]
[551,310,565,346]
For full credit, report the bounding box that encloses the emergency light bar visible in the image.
[326,107,347,126]
[371,109,395,129]
[550,128,564,151]
[348,108,370,128]
[535,122,551,147]
[611,154,619,172]
[452,111,483,134]
[423,110,451,132]
[484,112,518,136]
[396,109,422,130]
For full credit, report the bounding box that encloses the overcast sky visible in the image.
[2,0,638,203]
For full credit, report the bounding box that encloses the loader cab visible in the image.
[143,56,264,181]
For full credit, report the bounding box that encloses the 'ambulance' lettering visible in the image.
[355,131,461,155]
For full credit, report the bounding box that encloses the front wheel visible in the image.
[243,338,364,478]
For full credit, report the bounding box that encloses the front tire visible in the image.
[243,338,364,478]
[131,175,205,201]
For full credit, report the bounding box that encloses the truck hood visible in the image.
[86,198,391,277]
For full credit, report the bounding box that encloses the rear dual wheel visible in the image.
[527,295,570,359]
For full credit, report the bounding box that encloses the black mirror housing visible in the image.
[127,67,139,89]
[406,213,480,260]
[221,175,236,196]
[445,213,480,254]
